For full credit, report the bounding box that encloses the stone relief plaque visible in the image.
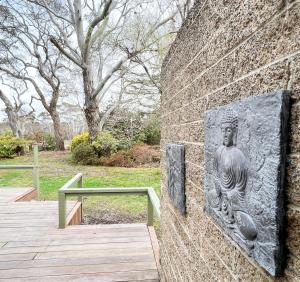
[166,144,186,215]
[204,91,290,276]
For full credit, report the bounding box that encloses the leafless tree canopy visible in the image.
[0,0,193,142]
[0,0,75,149]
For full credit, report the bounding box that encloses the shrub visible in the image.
[132,131,146,144]
[43,134,56,151]
[104,110,144,142]
[100,150,134,167]
[71,131,118,165]
[141,115,161,145]
[71,143,98,165]
[117,138,132,151]
[92,131,118,157]
[71,132,90,152]
[24,130,45,144]
[0,132,29,158]
[101,144,160,167]
[24,131,55,151]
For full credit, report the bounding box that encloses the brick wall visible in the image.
[160,1,300,281]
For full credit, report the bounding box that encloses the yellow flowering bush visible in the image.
[70,132,90,152]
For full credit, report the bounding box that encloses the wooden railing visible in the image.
[58,173,160,229]
[0,145,40,199]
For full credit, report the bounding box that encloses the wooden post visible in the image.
[147,194,154,226]
[32,145,40,200]
[147,188,161,218]
[58,191,66,228]
[77,176,83,223]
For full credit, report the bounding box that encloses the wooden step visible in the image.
[0,188,159,281]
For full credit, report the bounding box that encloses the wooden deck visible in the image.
[0,188,159,281]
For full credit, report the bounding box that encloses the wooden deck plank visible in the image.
[0,222,57,228]
[0,216,58,220]
[0,270,159,281]
[0,228,149,236]
[148,226,160,273]
[0,254,155,270]
[0,231,149,242]
[0,220,56,224]
[0,227,55,233]
[0,188,159,281]
[5,236,150,248]
[36,247,154,260]
[48,226,148,234]
[0,253,37,262]
[66,223,147,229]
[0,218,56,222]
[0,241,151,255]
[0,261,157,279]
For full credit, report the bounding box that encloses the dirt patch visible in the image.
[101,144,160,167]
[82,207,146,224]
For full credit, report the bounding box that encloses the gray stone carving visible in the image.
[204,91,290,276]
[166,144,186,215]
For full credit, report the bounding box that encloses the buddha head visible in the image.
[221,108,238,147]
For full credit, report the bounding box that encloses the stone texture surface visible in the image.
[160,0,300,281]
[204,91,290,276]
[166,144,186,215]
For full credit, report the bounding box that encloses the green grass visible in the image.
[0,151,161,222]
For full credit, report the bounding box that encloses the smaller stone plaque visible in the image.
[166,144,186,215]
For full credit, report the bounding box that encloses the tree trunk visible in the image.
[0,90,22,137]
[50,110,65,151]
[84,98,102,138]
[5,107,22,138]
[82,68,102,138]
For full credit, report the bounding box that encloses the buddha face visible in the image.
[221,123,235,147]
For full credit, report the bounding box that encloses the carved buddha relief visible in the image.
[208,109,257,244]
[204,91,290,276]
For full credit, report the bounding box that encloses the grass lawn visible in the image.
[0,151,161,224]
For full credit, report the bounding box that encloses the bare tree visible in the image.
[0,74,37,137]
[0,1,68,150]
[0,0,37,137]
[0,87,24,137]
[27,0,178,138]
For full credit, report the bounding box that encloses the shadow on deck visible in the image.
[0,188,160,281]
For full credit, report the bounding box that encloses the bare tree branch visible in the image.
[50,36,82,68]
